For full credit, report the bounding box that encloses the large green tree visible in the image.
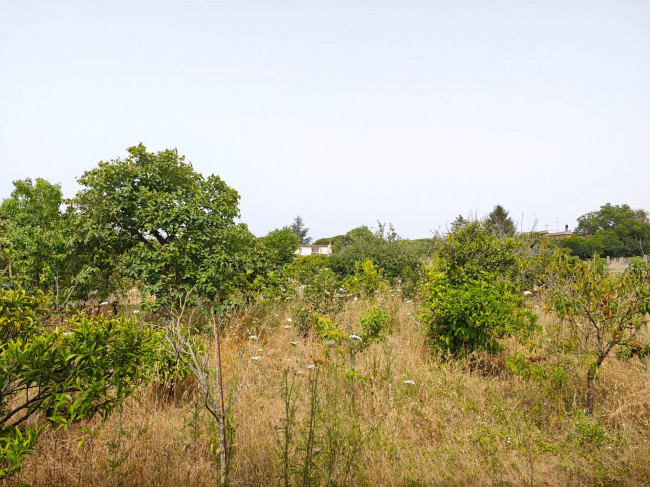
[0,179,86,309]
[566,203,650,257]
[72,144,266,311]
[262,226,299,268]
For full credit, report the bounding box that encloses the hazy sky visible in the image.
[1,1,649,239]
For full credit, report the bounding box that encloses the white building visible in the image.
[296,244,333,257]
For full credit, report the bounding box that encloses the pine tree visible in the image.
[486,205,516,236]
[450,215,468,233]
[290,215,311,244]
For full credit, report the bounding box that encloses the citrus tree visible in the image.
[0,288,159,478]
[420,221,538,356]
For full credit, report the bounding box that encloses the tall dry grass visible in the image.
[10,295,650,486]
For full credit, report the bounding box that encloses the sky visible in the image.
[1,0,649,240]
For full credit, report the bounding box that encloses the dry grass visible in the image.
[10,295,650,486]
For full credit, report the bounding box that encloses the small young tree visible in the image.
[290,216,311,244]
[166,298,261,486]
[547,253,650,414]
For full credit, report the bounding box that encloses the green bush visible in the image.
[421,221,539,356]
[342,259,389,297]
[420,271,537,355]
[283,255,331,284]
[0,289,160,478]
[328,223,423,294]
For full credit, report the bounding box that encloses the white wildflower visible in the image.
[307,364,316,370]
[523,291,532,296]
[403,380,416,385]
[133,310,140,314]
[286,318,292,322]
[250,356,261,361]
[349,335,362,341]
[283,325,292,329]
[249,335,258,340]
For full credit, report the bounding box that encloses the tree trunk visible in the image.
[214,320,228,487]
[218,415,227,487]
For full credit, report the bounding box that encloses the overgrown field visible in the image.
[2,148,650,486]
[10,294,650,487]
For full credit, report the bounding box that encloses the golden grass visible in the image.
[11,296,650,486]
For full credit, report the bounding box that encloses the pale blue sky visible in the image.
[1,1,649,239]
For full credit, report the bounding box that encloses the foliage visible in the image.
[71,144,266,311]
[555,234,604,260]
[0,288,48,346]
[546,253,650,413]
[300,267,343,316]
[421,221,540,356]
[566,203,650,257]
[284,255,331,284]
[262,227,300,269]
[357,307,393,349]
[576,203,648,235]
[328,223,422,294]
[342,259,389,297]
[0,179,88,310]
[314,307,393,370]
[420,270,537,355]
[290,216,311,245]
[485,204,516,237]
[0,426,41,479]
[433,220,520,284]
[450,215,468,232]
[0,290,159,478]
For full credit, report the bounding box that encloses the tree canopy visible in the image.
[290,215,311,244]
[262,226,299,268]
[561,203,650,258]
[72,143,266,310]
[0,179,85,309]
[486,205,516,237]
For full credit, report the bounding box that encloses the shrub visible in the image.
[421,221,539,356]
[0,289,160,478]
[283,255,331,284]
[420,270,537,355]
[328,223,423,294]
[342,259,389,297]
